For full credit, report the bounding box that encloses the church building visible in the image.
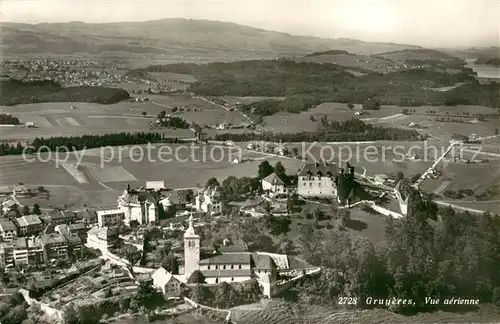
[182,215,278,285]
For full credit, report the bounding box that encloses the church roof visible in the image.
[199,253,252,265]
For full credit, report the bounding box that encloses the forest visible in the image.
[127,60,499,115]
[288,190,500,314]
[0,79,130,106]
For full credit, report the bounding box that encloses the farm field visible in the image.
[0,100,194,141]
[0,144,305,209]
[260,102,499,140]
[149,95,250,126]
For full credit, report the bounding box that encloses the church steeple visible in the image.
[183,213,200,280]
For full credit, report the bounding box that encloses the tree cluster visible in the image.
[0,132,180,156]
[292,190,500,314]
[216,118,422,143]
[127,59,499,113]
[158,116,190,129]
[0,79,129,106]
[0,113,20,125]
[189,279,263,309]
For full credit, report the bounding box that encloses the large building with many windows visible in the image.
[297,161,339,198]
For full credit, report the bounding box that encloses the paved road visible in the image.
[435,200,486,214]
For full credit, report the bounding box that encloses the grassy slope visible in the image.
[231,300,500,324]
[2,19,421,60]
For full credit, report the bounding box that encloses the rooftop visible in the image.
[16,214,42,227]
[0,219,17,232]
[262,172,286,186]
[298,161,338,177]
[199,253,252,265]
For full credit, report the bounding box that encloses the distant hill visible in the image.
[1,19,422,62]
[374,49,465,65]
[293,50,393,73]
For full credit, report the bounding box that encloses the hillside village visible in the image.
[0,157,419,322]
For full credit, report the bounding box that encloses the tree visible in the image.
[362,98,381,110]
[205,177,220,189]
[257,161,274,179]
[129,281,164,311]
[116,244,141,269]
[395,172,405,184]
[31,204,41,215]
[338,209,351,228]
[21,205,30,215]
[161,253,179,274]
[142,111,147,117]
[274,162,287,183]
[347,103,354,109]
[187,270,206,284]
[189,284,213,304]
[410,173,422,183]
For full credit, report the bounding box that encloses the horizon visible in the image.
[1,0,499,48]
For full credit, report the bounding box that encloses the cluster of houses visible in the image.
[0,209,92,268]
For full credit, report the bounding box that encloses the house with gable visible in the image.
[151,267,183,298]
[261,172,288,196]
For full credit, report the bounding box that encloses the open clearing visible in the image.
[261,102,499,141]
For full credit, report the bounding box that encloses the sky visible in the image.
[1,0,499,47]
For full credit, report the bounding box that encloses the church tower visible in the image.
[183,214,200,280]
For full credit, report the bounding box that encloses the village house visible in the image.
[12,237,44,266]
[160,191,188,212]
[12,184,31,198]
[297,161,339,198]
[145,181,165,191]
[15,215,43,236]
[0,219,18,241]
[97,209,124,228]
[1,199,17,214]
[75,209,98,226]
[151,267,183,298]
[261,172,288,196]
[41,210,78,225]
[194,187,222,216]
[86,227,118,251]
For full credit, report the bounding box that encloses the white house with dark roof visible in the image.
[297,161,339,198]
[96,209,124,228]
[151,267,183,298]
[261,172,288,196]
[16,214,43,236]
[0,219,17,241]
